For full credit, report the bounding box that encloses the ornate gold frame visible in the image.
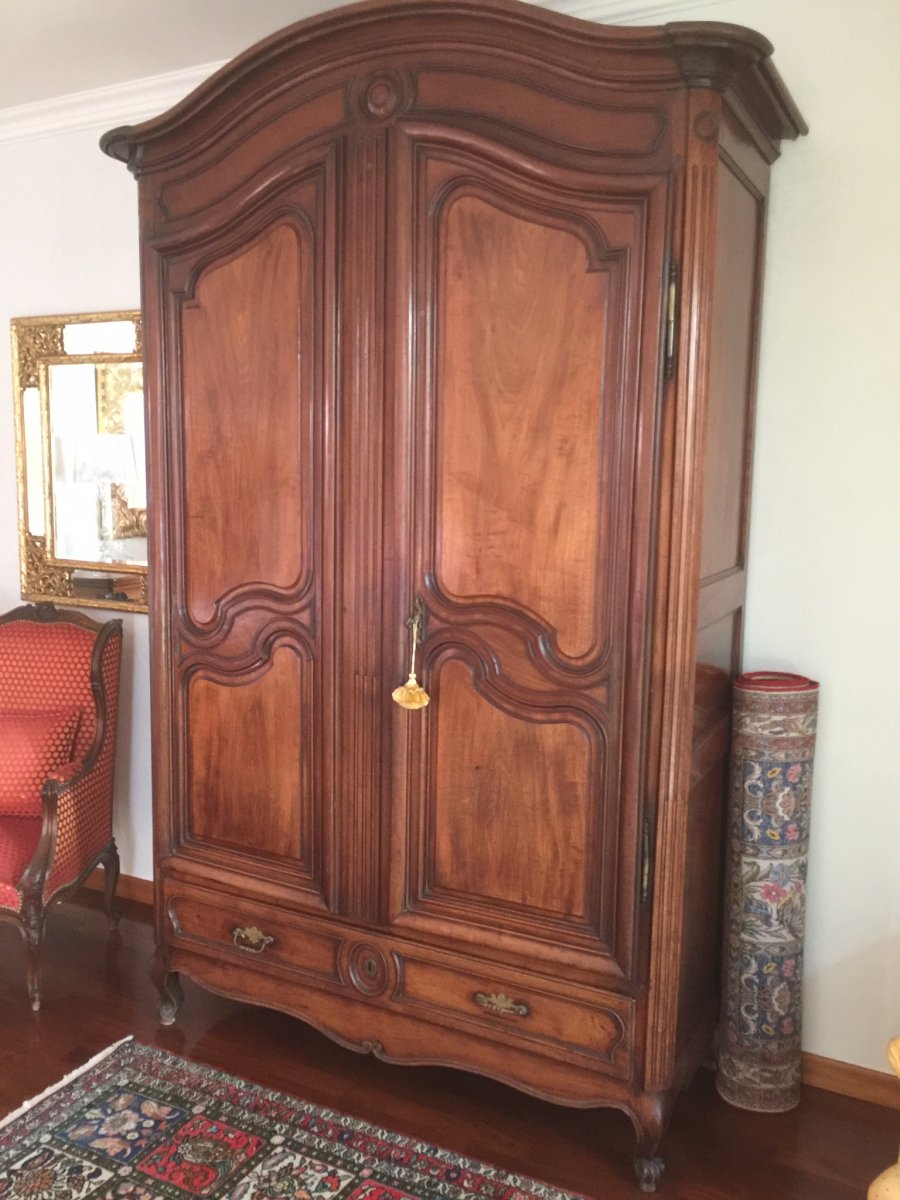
[10,311,148,613]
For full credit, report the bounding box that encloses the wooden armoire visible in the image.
[102,1,805,1189]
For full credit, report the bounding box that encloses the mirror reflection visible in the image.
[11,311,148,612]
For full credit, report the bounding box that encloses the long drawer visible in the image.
[162,877,634,1080]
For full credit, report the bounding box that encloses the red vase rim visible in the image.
[734,671,819,692]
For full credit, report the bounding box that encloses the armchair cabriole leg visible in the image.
[21,899,46,1013]
[100,842,121,929]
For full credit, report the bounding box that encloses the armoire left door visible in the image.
[147,140,343,918]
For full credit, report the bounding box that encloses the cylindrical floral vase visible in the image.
[717,671,819,1112]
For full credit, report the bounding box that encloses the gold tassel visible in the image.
[392,598,430,710]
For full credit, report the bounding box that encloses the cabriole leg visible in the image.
[20,901,46,1013]
[626,1091,672,1194]
[152,947,183,1025]
[100,842,121,929]
[635,1154,665,1194]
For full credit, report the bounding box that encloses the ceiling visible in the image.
[0,0,720,111]
[1,0,337,109]
[0,0,576,110]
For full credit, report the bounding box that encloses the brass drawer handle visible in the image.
[474,991,530,1018]
[232,925,274,954]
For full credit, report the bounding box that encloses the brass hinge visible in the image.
[664,259,679,381]
[640,816,653,904]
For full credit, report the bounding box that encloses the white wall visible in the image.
[0,127,153,878]
[0,0,896,1073]
[699,0,900,1078]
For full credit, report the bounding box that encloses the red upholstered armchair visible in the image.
[0,602,122,1010]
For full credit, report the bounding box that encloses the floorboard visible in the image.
[0,896,895,1198]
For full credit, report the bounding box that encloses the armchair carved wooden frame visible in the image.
[0,602,122,1010]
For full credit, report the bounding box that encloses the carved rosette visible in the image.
[692,111,720,143]
[352,69,412,123]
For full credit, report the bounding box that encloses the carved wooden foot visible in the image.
[157,974,183,1025]
[152,949,183,1025]
[635,1155,665,1193]
[625,1090,672,1194]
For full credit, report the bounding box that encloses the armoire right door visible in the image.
[386,118,672,990]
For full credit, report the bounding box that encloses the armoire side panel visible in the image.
[698,157,764,584]
[678,128,770,1059]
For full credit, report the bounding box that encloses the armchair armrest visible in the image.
[47,758,81,785]
[19,755,117,903]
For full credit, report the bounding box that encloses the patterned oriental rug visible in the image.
[0,1039,580,1200]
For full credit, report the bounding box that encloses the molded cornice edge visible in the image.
[0,62,224,146]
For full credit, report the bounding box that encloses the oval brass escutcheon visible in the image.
[348,943,389,995]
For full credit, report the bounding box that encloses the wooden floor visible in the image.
[0,895,894,1198]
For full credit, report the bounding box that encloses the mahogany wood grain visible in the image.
[437,193,607,657]
[0,897,893,1200]
[187,648,309,863]
[181,223,306,622]
[429,657,593,918]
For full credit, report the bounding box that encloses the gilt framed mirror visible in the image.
[11,310,148,612]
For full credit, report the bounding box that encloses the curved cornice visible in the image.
[0,0,753,149]
[1,0,804,153]
[100,0,805,174]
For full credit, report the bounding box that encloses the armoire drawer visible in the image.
[163,882,343,985]
[393,951,633,1076]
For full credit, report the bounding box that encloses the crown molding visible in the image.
[0,62,224,147]
[0,0,732,146]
